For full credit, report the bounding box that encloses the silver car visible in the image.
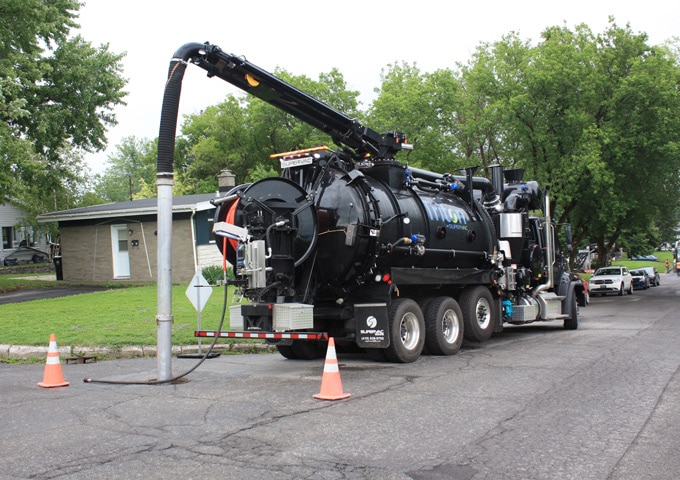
[589,266,633,297]
[1,246,49,266]
[640,266,661,287]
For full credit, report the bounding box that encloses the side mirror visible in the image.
[564,224,572,254]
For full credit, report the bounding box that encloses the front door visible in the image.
[111,225,130,278]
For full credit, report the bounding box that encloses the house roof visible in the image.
[37,193,219,223]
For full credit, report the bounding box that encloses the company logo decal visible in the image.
[422,199,470,231]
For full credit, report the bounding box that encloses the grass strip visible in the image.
[0,284,237,347]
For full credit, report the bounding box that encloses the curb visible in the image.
[0,342,277,360]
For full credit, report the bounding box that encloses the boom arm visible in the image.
[175,42,411,159]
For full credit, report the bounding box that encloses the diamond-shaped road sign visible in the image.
[185,272,213,312]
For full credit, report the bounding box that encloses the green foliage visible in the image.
[368,63,460,171]
[94,136,157,202]
[247,164,279,183]
[454,20,680,264]
[0,0,127,221]
[620,227,662,258]
[201,264,233,285]
[177,68,360,188]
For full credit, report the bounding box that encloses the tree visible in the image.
[368,63,459,171]
[94,136,156,202]
[568,23,680,260]
[177,68,361,190]
[461,21,680,264]
[0,0,127,206]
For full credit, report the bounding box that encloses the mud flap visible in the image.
[355,303,390,348]
[494,297,504,333]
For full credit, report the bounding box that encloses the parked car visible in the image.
[640,266,661,286]
[1,246,49,266]
[589,266,633,296]
[631,254,659,262]
[630,269,650,290]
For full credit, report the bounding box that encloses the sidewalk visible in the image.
[0,341,275,360]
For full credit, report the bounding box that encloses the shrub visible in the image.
[201,265,234,285]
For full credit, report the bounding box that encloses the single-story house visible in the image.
[37,194,225,284]
[1,197,50,262]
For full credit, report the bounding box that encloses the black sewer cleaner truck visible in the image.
[161,42,587,363]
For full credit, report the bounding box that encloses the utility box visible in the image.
[229,305,244,330]
[273,304,313,331]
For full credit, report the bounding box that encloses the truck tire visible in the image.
[384,298,425,363]
[460,286,495,343]
[277,341,326,360]
[292,340,327,359]
[564,293,578,330]
[276,345,298,359]
[425,297,464,355]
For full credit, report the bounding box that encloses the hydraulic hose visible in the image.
[157,42,205,176]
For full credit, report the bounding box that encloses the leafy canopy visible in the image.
[0,0,127,218]
[92,18,680,260]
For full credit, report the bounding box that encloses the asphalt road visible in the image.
[1,272,679,479]
[0,286,110,305]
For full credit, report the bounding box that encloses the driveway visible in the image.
[0,285,110,305]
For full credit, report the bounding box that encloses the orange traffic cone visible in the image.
[37,334,69,388]
[313,337,350,401]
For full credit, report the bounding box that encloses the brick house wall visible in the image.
[38,193,220,285]
[59,215,197,284]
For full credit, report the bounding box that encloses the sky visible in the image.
[76,0,679,175]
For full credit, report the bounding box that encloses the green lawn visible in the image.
[613,250,674,271]
[581,250,674,282]
[0,282,237,347]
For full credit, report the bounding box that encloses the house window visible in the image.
[2,226,13,249]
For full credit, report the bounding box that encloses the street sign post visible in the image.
[181,271,217,357]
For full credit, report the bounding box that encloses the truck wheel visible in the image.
[564,293,578,330]
[291,340,327,359]
[460,286,495,342]
[276,345,298,359]
[384,298,425,363]
[425,297,464,355]
[618,285,624,296]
